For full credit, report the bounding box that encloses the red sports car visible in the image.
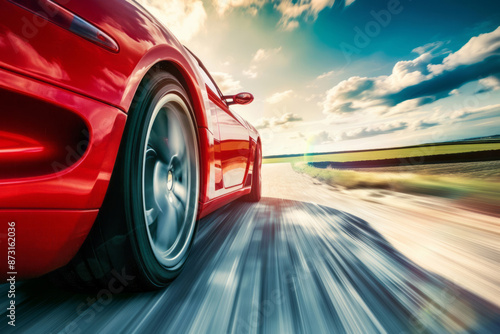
[0,0,261,289]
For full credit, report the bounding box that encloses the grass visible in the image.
[263,142,500,164]
[291,162,500,211]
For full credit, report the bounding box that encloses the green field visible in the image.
[291,161,500,215]
[268,139,500,214]
[263,142,500,164]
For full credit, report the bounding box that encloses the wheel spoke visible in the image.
[171,190,186,213]
[144,148,160,226]
[145,207,158,225]
[169,192,186,240]
[149,111,171,162]
[150,112,168,143]
[172,182,188,204]
[167,111,186,159]
[155,203,178,250]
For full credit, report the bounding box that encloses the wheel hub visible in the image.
[167,170,174,191]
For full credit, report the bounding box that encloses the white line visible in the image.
[130,288,169,334]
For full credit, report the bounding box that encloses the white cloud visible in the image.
[384,98,424,116]
[412,41,444,55]
[266,90,294,104]
[476,76,500,94]
[290,132,306,139]
[252,49,267,62]
[213,0,355,29]
[450,103,500,120]
[428,26,500,75]
[317,70,335,80]
[254,112,302,129]
[252,47,282,62]
[247,6,259,16]
[243,65,258,78]
[339,121,408,141]
[305,93,322,102]
[283,20,299,31]
[275,0,355,30]
[307,130,334,145]
[254,119,270,129]
[211,72,242,93]
[243,47,282,78]
[411,119,440,130]
[322,52,433,115]
[213,0,265,16]
[137,0,206,42]
[322,26,500,116]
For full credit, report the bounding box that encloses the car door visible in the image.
[216,104,250,188]
[198,65,250,189]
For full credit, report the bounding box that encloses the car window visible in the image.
[184,46,226,103]
[232,109,246,124]
[200,68,221,97]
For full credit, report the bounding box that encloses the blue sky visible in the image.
[138,0,500,155]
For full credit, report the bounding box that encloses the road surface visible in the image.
[1,163,499,333]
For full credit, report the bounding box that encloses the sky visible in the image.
[137,0,500,156]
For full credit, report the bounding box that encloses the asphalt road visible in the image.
[1,163,499,333]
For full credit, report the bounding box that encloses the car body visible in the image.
[0,0,261,283]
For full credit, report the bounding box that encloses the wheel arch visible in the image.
[120,52,212,211]
[120,45,209,129]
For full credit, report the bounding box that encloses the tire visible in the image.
[53,70,200,290]
[244,144,262,202]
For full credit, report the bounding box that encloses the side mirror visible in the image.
[223,92,254,106]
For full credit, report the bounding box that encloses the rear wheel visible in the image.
[244,144,262,202]
[53,70,199,290]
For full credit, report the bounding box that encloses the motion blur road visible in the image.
[1,164,499,333]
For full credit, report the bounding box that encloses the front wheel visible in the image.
[54,70,200,290]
